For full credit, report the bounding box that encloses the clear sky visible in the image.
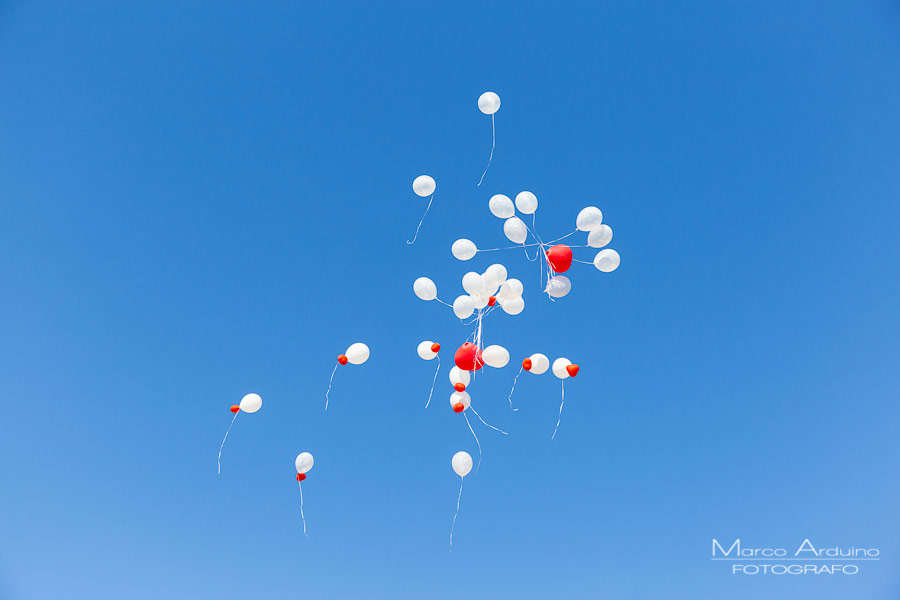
[2,1,899,599]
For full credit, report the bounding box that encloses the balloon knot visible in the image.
[230,405,240,413]
[337,354,348,365]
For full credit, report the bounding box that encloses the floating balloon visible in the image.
[294,452,314,538]
[451,238,478,261]
[552,357,573,379]
[587,224,613,248]
[412,175,436,197]
[488,194,515,219]
[450,390,471,413]
[483,264,508,290]
[526,353,550,375]
[576,206,603,232]
[419,341,442,408]
[593,249,621,272]
[462,272,486,296]
[413,277,438,301]
[498,278,523,300]
[545,275,572,298]
[476,92,500,186]
[503,217,528,244]
[515,191,538,215]
[499,296,524,315]
[454,342,484,371]
[453,294,475,319]
[482,345,510,368]
[546,244,573,273]
[550,358,579,440]
[449,450,474,552]
[217,393,262,474]
[449,366,471,391]
[325,343,370,410]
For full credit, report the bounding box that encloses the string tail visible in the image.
[406,193,435,244]
[507,366,523,411]
[217,412,239,474]
[324,363,339,411]
[551,380,566,440]
[469,405,508,435]
[463,411,483,472]
[298,482,310,539]
[425,355,441,408]
[449,477,464,553]
[476,113,495,186]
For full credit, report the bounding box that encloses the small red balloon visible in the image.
[522,358,532,371]
[431,342,441,353]
[296,473,306,482]
[546,244,573,273]
[454,342,484,371]
[230,404,240,413]
[488,296,497,306]
[566,364,580,377]
[337,354,348,365]
[454,383,466,392]
[453,403,465,413]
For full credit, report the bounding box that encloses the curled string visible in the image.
[469,405,508,435]
[324,363,338,411]
[551,380,566,440]
[217,411,239,474]
[507,366,523,411]
[449,476,464,553]
[476,113,495,187]
[298,481,310,539]
[463,411,483,472]
[424,355,441,408]
[406,193,435,245]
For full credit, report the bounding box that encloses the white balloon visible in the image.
[452,451,473,477]
[552,357,572,379]
[593,249,621,272]
[498,278,523,299]
[461,272,486,296]
[545,275,572,298]
[528,353,550,375]
[488,194,515,219]
[453,294,475,319]
[451,238,478,261]
[587,224,613,248]
[412,175,436,197]
[239,393,262,413]
[417,340,438,361]
[345,342,370,365]
[477,92,501,115]
[500,296,525,315]
[295,452,314,474]
[472,293,489,309]
[482,345,510,368]
[576,206,603,231]
[413,277,437,301]
[503,217,528,244]
[450,390,471,411]
[449,366,471,388]
[483,264,508,289]
[515,191,538,215]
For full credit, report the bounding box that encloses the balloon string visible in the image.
[507,366,522,411]
[476,113,495,187]
[424,355,441,408]
[463,412,483,472]
[572,258,593,265]
[551,380,566,440]
[406,193,435,245]
[298,481,310,539]
[435,297,454,308]
[324,363,338,411]
[469,405,508,435]
[477,242,544,252]
[547,230,578,244]
[217,411,239,474]
[449,477,464,553]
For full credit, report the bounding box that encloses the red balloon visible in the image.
[566,364,580,377]
[522,357,532,371]
[230,404,240,413]
[296,473,307,482]
[546,244,573,273]
[454,342,484,371]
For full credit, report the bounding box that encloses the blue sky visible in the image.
[1,1,899,598]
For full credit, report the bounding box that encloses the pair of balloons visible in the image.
[522,354,580,379]
[337,342,370,366]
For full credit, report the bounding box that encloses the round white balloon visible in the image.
[498,278,523,299]
[472,293,489,309]
[412,175,435,197]
[417,340,438,361]
[453,295,475,319]
[452,451,473,477]
[545,275,572,298]
[239,393,262,413]
[529,353,550,375]
[488,194,515,219]
[503,217,528,244]
[482,345,510,368]
[515,191,538,215]
[477,92,501,115]
[593,249,621,272]
[483,264,508,289]
[500,296,525,315]
[413,276,437,301]
[552,357,572,379]
[295,452,314,474]
[345,342,370,365]
[576,206,603,232]
[587,224,613,248]
[449,366,471,388]
[461,272,486,296]
[450,390,471,411]
[451,238,478,261]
